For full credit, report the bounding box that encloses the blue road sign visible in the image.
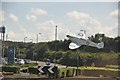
[7,48,15,64]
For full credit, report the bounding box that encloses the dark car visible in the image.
[24,59,31,64]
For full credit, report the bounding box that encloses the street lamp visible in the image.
[54,25,58,79]
[55,26,57,40]
[54,25,58,66]
[24,37,27,43]
[30,39,33,43]
[36,33,41,43]
[35,33,41,64]
[6,34,8,41]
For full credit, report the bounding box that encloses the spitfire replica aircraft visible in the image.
[66,31,104,49]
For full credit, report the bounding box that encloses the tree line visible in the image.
[4,33,120,66]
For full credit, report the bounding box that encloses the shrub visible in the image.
[2,66,20,73]
[28,66,39,74]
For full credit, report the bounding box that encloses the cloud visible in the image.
[0,10,5,23]
[9,14,18,22]
[8,30,16,39]
[66,11,118,38]
[110,9,118,18]
[7,26,36,42]
[26,8,47,21]
[26,14,37,21]
[7,20,70,42]
[36,20,70,42]
[31,8,47,16]
[103,23,118,37]
[66,11,102,36]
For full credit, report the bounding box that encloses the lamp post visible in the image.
[54,26,57,66]
[55,26,57,40]
[6,34,8,41]
[36,33,41,43]
[35,33,41,64]
[30,39,33,43]
[54,25,58,79]
[24,37,27,43]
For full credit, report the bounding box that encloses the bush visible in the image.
[58,68,75,78]
[28,66,39,74]
[2,66,20,73]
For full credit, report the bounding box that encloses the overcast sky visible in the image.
[0,2,119,42]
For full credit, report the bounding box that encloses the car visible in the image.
[0,57,6,64]
[45,59,51,65]
[14,59,25,64]
[24,59,31,64]
[18,59,25,64]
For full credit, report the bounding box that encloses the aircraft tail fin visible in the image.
[69,42,81,49]
[97,42,104,49]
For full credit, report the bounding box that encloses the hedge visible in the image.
[28,66,39,74]
[2,66,20,73]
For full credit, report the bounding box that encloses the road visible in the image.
[60,76,117,80]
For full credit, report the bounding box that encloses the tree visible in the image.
[36,44,48,60]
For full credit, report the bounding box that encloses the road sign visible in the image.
[7,48,15,64]
[38,66,44,73]
[48,66,54,73]
[0,27,2,33]
[38,66,58,74]
[0,27,5,33]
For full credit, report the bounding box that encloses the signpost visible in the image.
[0,36,3,80]
[0,40,2,57]
[0,26,5,58]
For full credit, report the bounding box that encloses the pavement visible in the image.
[60,76,117,80]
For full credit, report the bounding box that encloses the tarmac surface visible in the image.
[2,74,118,80]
